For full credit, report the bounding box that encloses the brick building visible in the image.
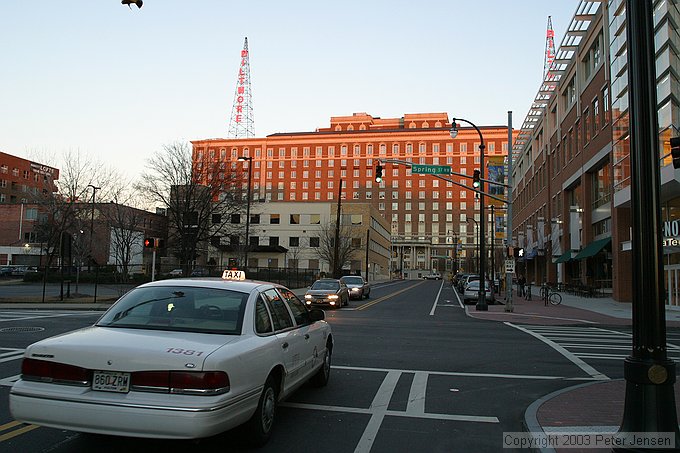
[511,0,680,304]
[192,113,514,276]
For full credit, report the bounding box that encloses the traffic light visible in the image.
[513,247,525,258]
[375,164,383,183]
[144,237,155,248]
[472,169,481,189]
[671,137,680,169]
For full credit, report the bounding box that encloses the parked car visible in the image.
[463,280,494,304]
[190,268,210,277]
[304,278,350,308]
[167,268,183,277]
[458,274,480,293]
[339,275,371,300]
[0,266,13,277]
[423,272,442,280]
[9,271,333,445]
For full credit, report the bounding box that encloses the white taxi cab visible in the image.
[9,270,333,445]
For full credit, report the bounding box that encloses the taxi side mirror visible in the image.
[309,308,325,322]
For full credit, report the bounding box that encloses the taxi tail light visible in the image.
[21,358,90,385]
[130,371,229,395]
[170,371,230,394]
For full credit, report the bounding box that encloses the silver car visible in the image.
[463,280,494,304]
[304,279,350,308]
[340,275,371,300]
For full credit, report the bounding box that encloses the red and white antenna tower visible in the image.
[543,16,556,81]
[227,37,254,138]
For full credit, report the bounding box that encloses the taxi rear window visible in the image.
[97,286,248,334]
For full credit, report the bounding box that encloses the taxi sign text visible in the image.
[222,270,246,280]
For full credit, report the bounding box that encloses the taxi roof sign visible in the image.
[222,269,246,281]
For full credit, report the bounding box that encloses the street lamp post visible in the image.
[86,184,100,272]
[237,156,253,269]
[467,217,479,274]
[453,118,487,310]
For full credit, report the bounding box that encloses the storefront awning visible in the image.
[574,237,611,260]
[554,251,572,264]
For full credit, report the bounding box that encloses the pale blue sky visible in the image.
[1,1,577,178]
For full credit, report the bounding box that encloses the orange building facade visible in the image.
[193,113,514,276]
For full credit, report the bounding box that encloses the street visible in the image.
[0,279,674,452]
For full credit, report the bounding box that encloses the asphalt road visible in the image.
[0,280,659,452]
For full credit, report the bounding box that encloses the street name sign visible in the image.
[411,164,452,175]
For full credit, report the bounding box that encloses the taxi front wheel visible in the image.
[247,375,278,446]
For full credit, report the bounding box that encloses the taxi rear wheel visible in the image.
[247,375,278,446]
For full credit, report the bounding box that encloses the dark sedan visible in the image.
[340,275,371,299]
[304,278,350,308]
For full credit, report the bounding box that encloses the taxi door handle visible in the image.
[281,342,289,349]
[304,334,310,340]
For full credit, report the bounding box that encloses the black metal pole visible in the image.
[333,178,342,278]
[454,118,487,310]
[616,0,680,448]
[490,205,495,294]
[365,229,370,282]
[243,158,253,269]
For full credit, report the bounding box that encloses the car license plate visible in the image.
[92,371,131,393]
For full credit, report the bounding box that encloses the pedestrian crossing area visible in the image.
[510,324,680,363]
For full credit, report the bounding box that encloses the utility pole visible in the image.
[332,178,342,278]
[505,111,514,312]
[365,229,370,282]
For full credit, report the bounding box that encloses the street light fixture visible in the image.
[237,156,253,269]
[453,118,488,311]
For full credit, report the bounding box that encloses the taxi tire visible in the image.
[247,375,278,446]
[311,346,331,387]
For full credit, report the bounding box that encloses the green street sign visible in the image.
[411,164,452,175]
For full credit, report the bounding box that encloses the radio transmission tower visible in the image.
[543,16,556,81]
[227,37,254,138]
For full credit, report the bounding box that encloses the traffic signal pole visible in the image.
[505,111,514,312]
[151,249,156,282]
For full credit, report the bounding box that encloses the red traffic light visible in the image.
[144,237,155,248]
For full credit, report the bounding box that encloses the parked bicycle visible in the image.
[540,284,562,306]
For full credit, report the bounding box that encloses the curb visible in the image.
[523,380,611,453]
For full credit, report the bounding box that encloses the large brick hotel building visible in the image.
[192,113,513,276]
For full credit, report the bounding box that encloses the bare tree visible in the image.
[136,142,245,275]
[314,221,363,275]
[100,181,147,281]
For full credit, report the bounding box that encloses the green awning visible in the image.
[574,237,611,260]
[554,251,573,264]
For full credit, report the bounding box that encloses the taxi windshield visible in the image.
[97,286,248,334]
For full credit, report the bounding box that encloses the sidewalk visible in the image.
[462,286,680,452]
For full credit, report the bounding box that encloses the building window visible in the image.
[249,236,259,246]
[212,214,221,224]
[309,237,320,247]
[230,214,241,224]
[270,214,280,224]
[250,214,260,224]
[310,214,321,225]
[269,237,279,246]
[289,237,300,247]
[290,214,300,225]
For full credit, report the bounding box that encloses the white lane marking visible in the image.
[281,403,499,424]
[355,370,401,453]
[406,371,428,415]
[0,374,20,387]
[471,311,597,324]
[506,323,609,380]
[453,288,465,308]
[331,365,597,381]
[428,280,445,315]
[0,353,25,364]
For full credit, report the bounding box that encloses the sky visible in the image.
[1,1,578,180]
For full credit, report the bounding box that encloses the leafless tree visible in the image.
[100,180,147,281]
[313,221,363,276]
[136,142,246,275]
